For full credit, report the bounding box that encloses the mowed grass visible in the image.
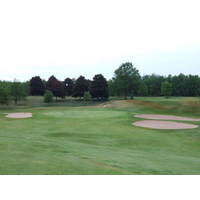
[0,97,200,174]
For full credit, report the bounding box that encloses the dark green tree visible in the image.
[187,75,200,96]
[30,76,45,96]
[23,81,30,96]
[113,62,140,99]
[11,79,27,104]
[171,74,188,96]
[161,81,173,98]
[108,79,116,96]
[143,74,164,96]
[0,86,10,105]
[138,81,148,96]
[90,74,109,100]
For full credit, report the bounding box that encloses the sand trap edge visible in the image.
[135,114,200,122]
[133,120,198,130]
[6,113,33,119]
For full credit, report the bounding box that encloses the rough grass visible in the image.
[0,96,200,174]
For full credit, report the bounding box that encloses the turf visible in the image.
[0,97,200,174]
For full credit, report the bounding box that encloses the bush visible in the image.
[83,91,92,101]
[44,90,54,103]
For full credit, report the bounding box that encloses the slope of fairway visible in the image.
[0,97,200,174]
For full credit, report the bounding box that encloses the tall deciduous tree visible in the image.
[161,81,173,98]
[46,76,65,99]
[138,81,148,96]
[0,85,10,105]
[90,74,109,100]
[113,62,140,99]
[30,76,45,96]
[64,78,74,96]
[73,76,89,98]
[11,79,27,104]
[143,74,164,96]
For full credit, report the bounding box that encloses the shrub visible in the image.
[44,90,54,103]
[83,91,92,101]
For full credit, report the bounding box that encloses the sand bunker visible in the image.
[6,113,32,119]
[135,114,200,122]
[133,120,198,130]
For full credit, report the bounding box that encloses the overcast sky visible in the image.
[0,0,200,81]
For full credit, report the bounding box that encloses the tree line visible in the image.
[30,74,109,102]
[109,62,200,98]
[0,79,29,105]
[0,62,200,105]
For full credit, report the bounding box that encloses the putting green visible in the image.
[42,110,125,119]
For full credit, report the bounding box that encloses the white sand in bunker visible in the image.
[6,113,32,119]
[135,114,200,122]
[133,120,198,130]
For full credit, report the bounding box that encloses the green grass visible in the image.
[0,96,200,174]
